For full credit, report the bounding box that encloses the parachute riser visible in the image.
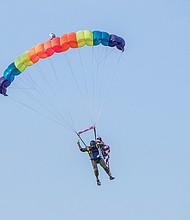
[76,132,87,147]
[93,127,97,141]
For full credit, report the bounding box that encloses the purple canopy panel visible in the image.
[0,76,5,85]
[0,87,8,96]
[116,37,125,52]
[0,76,11,96]
[108,34,118,47]
[4,80,11,88]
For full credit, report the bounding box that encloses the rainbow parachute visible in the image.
[0,30,125,96]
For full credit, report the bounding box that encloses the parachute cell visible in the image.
[44,40,55,56]
[93,31,102,45]
[28,46,40,63]
[101,32,110,46]
[60,34,70,51]
[51,37,64,53]
[68,32,78,48]
[14,56,27,72]
[35,43,48,59]
[76,31,86,48]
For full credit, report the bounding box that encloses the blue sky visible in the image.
[0,0,190,220]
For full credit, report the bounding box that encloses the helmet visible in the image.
[90,140,96,146]
[97,137,102,141]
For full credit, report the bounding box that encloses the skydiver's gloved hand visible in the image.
[77,140,82,150]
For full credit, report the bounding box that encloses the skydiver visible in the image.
[77,140,114,186]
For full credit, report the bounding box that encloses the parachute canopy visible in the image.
[0,30,125,96]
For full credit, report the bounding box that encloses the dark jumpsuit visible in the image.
[80,145,110,178]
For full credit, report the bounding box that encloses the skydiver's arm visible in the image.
[77,140,87,152]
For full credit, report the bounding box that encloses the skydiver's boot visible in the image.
[97,179,101,186]
[110,176,115,180]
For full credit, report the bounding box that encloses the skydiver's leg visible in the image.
[99,158,115,180]
[91,160,101,186]
[99,158,110,175]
